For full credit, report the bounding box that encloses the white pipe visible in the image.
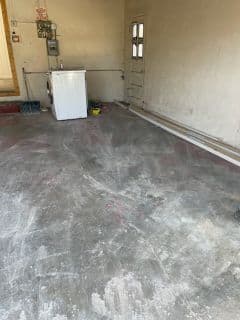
[115,101,240,167]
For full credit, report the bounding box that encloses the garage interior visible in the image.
[1,1,240,319]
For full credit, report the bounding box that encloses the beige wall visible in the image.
[0,0,125,105]
[2,0,240,148]
[0,2,12,79]
[125,0,240,148]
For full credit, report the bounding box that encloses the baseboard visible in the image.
[115,101,240,167]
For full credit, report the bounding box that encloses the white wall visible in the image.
[1,0,125,104]
[125,0,240,148]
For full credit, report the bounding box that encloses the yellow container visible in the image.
[91,107,101,116]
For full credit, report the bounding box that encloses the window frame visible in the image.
[0,0,19,97]
[131,22,144,60]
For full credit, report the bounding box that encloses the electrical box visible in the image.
[47,39,59,56]
[37,20,52,38]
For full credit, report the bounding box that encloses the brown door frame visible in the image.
[0,0,19,97]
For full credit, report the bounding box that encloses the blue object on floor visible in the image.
[20,101,41,113]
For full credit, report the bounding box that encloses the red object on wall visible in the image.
[35,0,48,20]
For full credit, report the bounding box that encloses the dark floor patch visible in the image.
[234,208,240,223]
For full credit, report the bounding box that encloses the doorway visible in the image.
[126,16,145,108]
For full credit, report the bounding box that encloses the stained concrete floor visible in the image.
[0,106,240,320]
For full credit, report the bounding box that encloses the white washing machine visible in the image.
[48,70,88,121]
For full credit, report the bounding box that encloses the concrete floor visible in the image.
[1,106,240,320]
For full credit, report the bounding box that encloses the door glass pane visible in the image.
[138,23,144,38]
[138,44,143,58]
[132,23,137,38]
[132,44,137,58]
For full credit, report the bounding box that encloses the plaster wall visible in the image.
[0,0,125,105]
[125,0,240,148]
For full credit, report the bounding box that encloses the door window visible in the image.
[132,23,144,59]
